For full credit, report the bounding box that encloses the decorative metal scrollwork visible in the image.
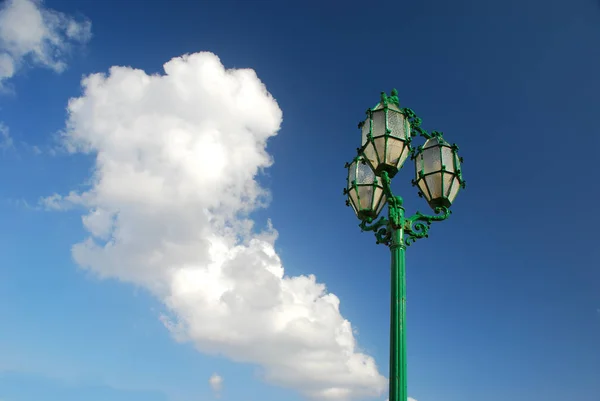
[360,216,392,246]
[404,206,451,246]
[358,170,451,247]
[400,107,428,139]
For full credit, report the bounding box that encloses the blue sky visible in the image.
[0,0,599,401]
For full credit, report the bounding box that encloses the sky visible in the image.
[0,0,599,401]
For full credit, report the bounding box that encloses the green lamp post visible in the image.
[344,89,466,401]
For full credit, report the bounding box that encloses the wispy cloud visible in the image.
[0,0,92,89]
[209,373,223,397]
[0,122,14,150]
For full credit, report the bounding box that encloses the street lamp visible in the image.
[344,90,466,401]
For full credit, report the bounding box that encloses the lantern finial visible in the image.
[389,89,399,106]
[380,91,388,105]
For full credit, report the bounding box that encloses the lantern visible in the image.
[345,155,386,220]
[360,90,411,178]
[413,133,465,210]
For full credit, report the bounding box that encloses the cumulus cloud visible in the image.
[0,122,14,149]
[209,373,223,395]
[43,52,386,400]
[0,0,91,87]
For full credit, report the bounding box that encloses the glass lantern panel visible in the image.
[372,186,384,213]
[371,110,386,137]
[425,172,443,200]
[373,136,387,165]
[418,178,430,201]
[441,146,454,172]
[396,146,410,170]
[414,154,423,180]
[453,151,461,173]
[448,176,461,204]
[358,185,374,210]
[349,189,360,213]
[376,193,387,215]
[356,161,375,184]
[349,198,359,216]
[386,137,407,166]
[361,118,370,147]
[387,110,407,139]
[442,171,454,198]
[388,103,401,112]
[422,145,441,174]
[363,142,378,170]
[423,137,440,149]
[348,160,357,186]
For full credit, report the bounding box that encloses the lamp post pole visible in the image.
[388,195,407,401]
[361,174,418,401]
[345,90,466,401]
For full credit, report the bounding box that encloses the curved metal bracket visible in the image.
[359,216,392,246]
[358,171,403,246]
[401,107,429,139]
[404,206,451,246]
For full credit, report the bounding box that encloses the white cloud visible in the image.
[0,0,91,87]
[43,52,386,400]
[0,122,14,149]
[209,373,223,394]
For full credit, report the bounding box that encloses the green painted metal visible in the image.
[358,171,452,246]
[389,194,407,401]
[346,90,466,401]
[359,172,451,401]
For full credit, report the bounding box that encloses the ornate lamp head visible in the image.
[345,155,386,220]
[413,132,465,210]
[359,89,412,179]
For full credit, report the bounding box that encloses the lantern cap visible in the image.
[369,88,401,111]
